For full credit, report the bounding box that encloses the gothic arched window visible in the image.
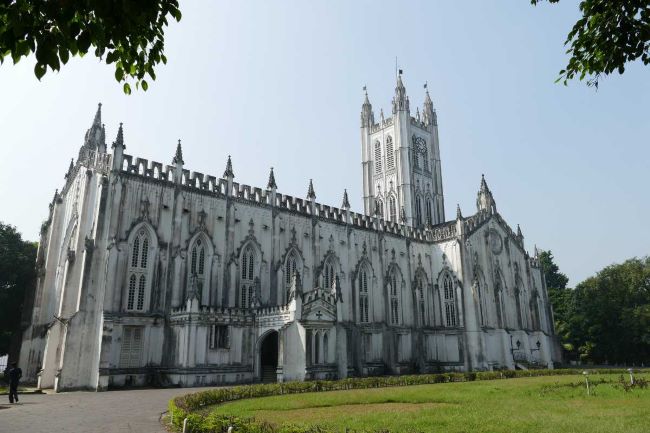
[240,245,255,308]
[426,197,433,225]
[415,196,423,227]
[416,274,426,326]
[374,141,382,174]
[389,270,400,325]
[127,229,150,312]
[323,260,335,289]
[285,251,298,301]
[476,278,485,326]
[358,267,369,323]
[443,275,457,327]
[386,136,394,169]
[188,237,206,298]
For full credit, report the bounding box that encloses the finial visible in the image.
[267,167,277,190]
[223,155,234,178]
[112,122,125,149]
[93,102,102,127]
[534,244,539,257]
[517,224,523,239]
[456,203,462,220]
[341,189,350,209]
[172,139,184,165]
[306,179,316,200]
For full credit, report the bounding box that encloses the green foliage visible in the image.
[169,370,648,433]
[532,0,650,87]
[570,257,650,364]
[0,223,37,357]
[0,1,181,93]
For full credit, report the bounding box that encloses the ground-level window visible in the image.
[120,326,143,368]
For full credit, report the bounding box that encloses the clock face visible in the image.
[489,229,503,254]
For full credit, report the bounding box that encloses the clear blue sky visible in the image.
[0,0,648,286]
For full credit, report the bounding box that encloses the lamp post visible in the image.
[583,370,590,396]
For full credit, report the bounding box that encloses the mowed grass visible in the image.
[210,374,650,433]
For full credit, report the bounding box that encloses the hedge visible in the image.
[168,368,643,433]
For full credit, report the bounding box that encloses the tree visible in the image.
[571,257,650,364]
[538,250,576,356]
[0,1,182,94]
[532,0,650,87]
[0,223,37,357]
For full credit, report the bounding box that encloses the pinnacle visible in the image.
[517,224,523,238]
[480,174,489,192]
[173,139,184,165]
[306,179,316,200]
[456,204,463,220]
[223,155,234,178]
[341,189,350,209]
[267,167,277,190]
[112,122,125,149]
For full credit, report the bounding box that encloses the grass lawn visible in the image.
[209,374,649,433]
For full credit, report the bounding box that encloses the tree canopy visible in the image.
[0,0,181,94]
[542,251,650,365]
[532,0,650,87]
[0,223,37,357]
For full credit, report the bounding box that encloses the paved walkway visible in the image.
[0,387,213,433]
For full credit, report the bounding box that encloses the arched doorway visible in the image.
[259,331,278,383]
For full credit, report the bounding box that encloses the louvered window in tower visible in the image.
[426,198,433,224]
[374,141,382,174]
[415,196,423,227]
[386,136,394,169]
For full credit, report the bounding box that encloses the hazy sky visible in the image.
[0,1,648,286]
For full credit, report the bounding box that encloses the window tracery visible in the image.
[443,275,457,327]
[127,229,150,312]
[240,245,255,308]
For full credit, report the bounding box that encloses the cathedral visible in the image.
[19,74,560,392]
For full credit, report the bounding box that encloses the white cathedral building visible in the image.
[20,75,560,391]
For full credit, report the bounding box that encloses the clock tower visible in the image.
[360,73,445,227]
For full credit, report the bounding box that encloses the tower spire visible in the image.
[456,203,463,220]
[172,139,184,165]
[423,85,435,126]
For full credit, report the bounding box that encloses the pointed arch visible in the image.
[415,194,423,227]
[239,241,259,308]
[493,269,507,329]
[124,222,158,312]
[473,266,489,327]
[386,263,403,325]
[187,231,214,305]
[386,135,394,169]
[318,252,340,290]
[354,257,373,324]
[414,268,429,326]
[374,140,382,174]
[425,195,433,225]
[441,273,457,327]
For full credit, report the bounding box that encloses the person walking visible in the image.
[7,362,22,404]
